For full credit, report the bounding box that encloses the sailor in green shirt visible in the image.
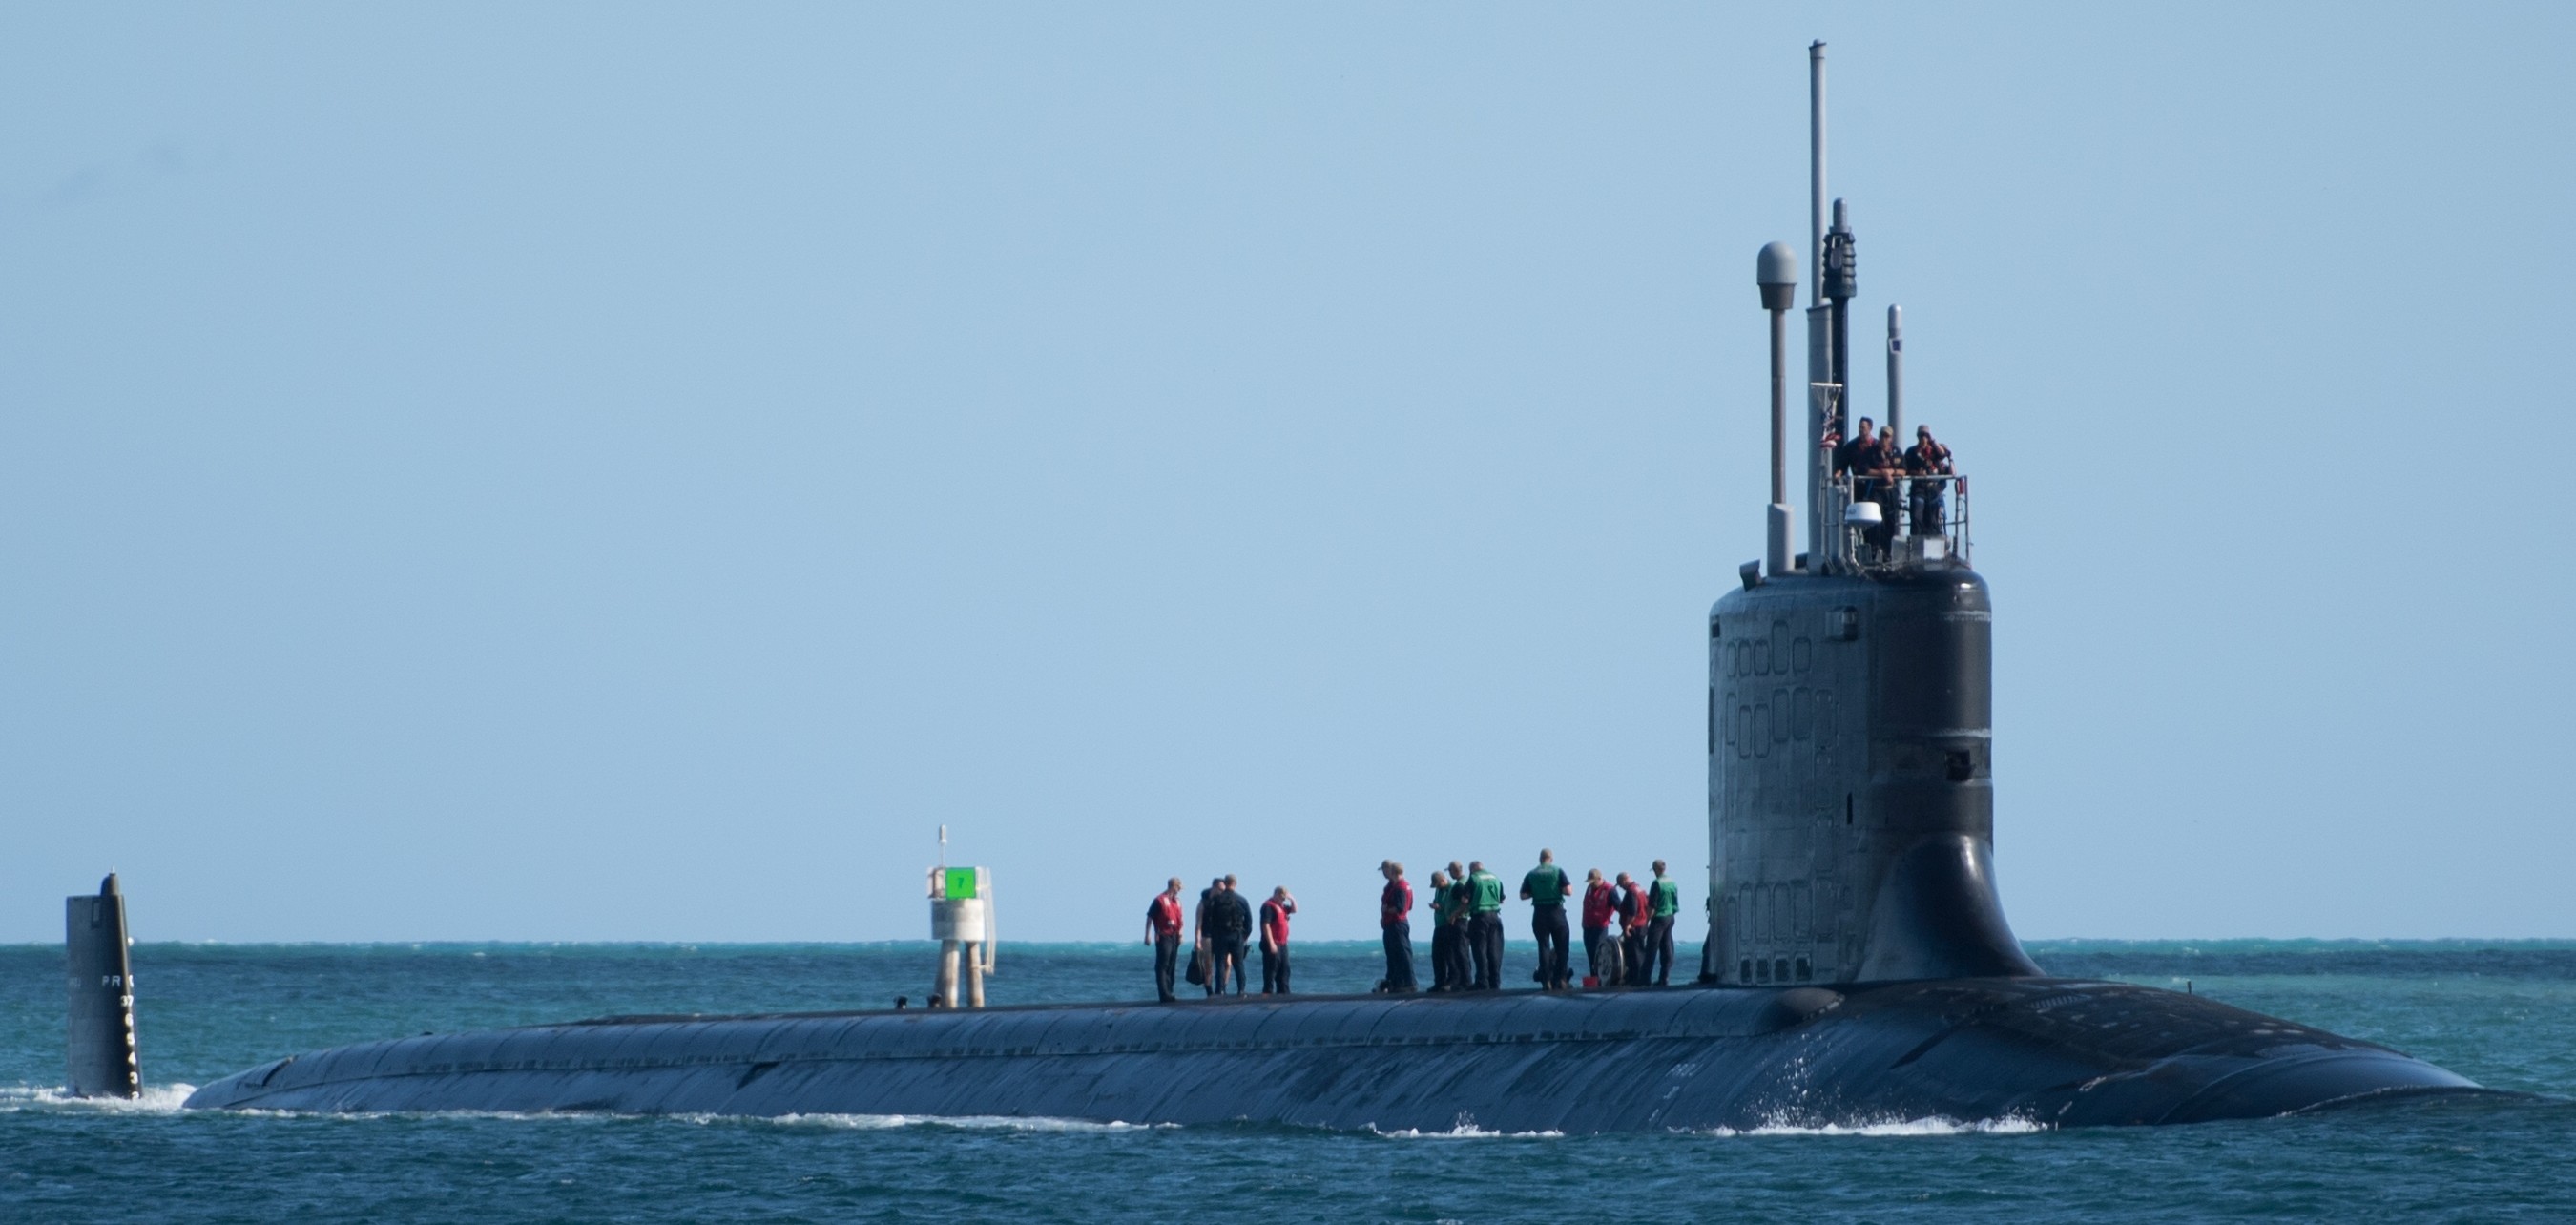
[1646,859,1682,986]
[1465,861,1505,990]
[1520,849,1574,990]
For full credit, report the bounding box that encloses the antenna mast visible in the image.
[1804,42,1836,568]
[1810,41,1826,303]
[1757,243,1799,576]
[1886,304,1903,442]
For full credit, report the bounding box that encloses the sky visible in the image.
[4,4,2571,944]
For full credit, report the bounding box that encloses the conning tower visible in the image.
[1705,44,2037,987]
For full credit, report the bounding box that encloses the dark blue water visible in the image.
[7,941,2574,1221]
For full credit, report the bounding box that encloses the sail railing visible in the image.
[1828,471,1969,571]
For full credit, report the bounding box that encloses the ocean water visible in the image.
[5,940,2574,1222]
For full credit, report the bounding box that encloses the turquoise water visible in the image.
[6,940,2574,1221]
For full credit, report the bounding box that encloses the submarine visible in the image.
[182,45,2483,1131]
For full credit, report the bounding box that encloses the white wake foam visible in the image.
[1369,1114,1566,1139]
[70,1088,2034,1138]
[716,1112,1170,1133]
[1697,1113,2046,1137]
[187,1104,1173,1133]
[0,1083,199,1114]
[1363,1112,2038,1140]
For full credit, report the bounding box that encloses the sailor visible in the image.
[1465,861,1505,990]
[1424,870,1456,991]
[1872,425,1903,550]
[1194,877,1223,995]
[1904,425,1952,535]
[1258,886,1297,995]
[1580,868,1620,986]
[1833,415,1879,489]
[1646,861,1682,986]
[1145,877,1186,1003]
[1378,861,1418,992]
[1442,862,1474,990]
[1616,872,1651,986]
[1443,860,1474,990]
[1219,876,1254,995]
[1836,417,1892,555]
[1520,850,1574,990]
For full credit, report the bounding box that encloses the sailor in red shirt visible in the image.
[1617,872,1652,986]
[1143,878,1186,1003]
[1580,867,1623,986]
[1378,861,1418,992]
[1258,887,1298,995]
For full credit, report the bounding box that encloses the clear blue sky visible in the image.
[6,4,2570,943]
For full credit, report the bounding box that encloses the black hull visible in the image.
[183,978,2480,1131]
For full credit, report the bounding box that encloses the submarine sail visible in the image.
[184,43,2485,1131]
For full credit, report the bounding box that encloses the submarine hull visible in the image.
[183,980,2478,1132]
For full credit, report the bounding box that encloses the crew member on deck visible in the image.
[1425,870,1456,991]
[1207,877,1252,996]
[1445,863,1476,991]
[1521,850,1574,990]
[1581,868,1621,986]
[1194,877,1222,994]
[1259,886,1298,995]
[1379,861,1418,992]
[1225,876,1255,994]
[1647,862,1682,986]
[1616,872,1650,986]
[1145,878,1186,1003]
[1904,425,1953,536]
[1465,862,1506,990]
[1443,860,1474,991]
